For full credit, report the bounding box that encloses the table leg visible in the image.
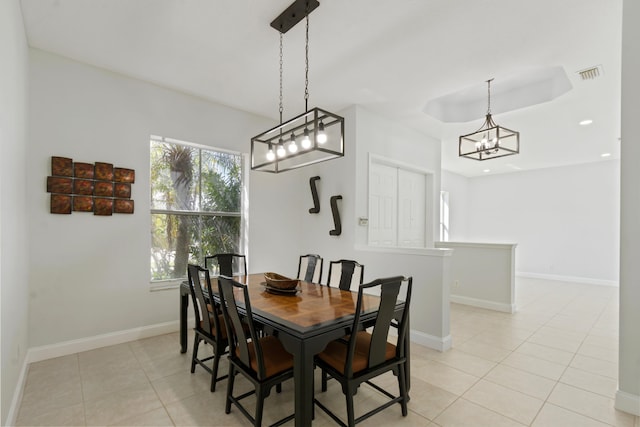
[180,285,189,353]
[278,334,334,426]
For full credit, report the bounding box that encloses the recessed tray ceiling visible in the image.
[423,66,573,123]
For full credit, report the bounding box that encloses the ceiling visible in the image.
[19,0,623,177]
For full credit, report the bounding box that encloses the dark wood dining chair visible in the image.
[326,259,364,291]
[205,253,247,277]
[187,264,229,392]
[217,276,295,427]
[314,276,413,427]
[296,254,323,283]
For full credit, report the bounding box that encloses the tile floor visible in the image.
[15,278,640,426]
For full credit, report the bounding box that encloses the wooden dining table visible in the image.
[179,273,408,426]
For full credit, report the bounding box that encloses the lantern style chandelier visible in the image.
[459,79,520,161]
[251,0,344,173]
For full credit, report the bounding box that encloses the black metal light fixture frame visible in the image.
[251,0,345,173]
[459,79,520,161]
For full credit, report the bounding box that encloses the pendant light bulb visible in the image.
[288,132,298,153]
[266,144,276,161]
[317,121,327,144]
[301,128,311,149]
[277,139,286,158]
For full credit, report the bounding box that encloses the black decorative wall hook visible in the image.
[329,195,342,236]
[309,176,320,213]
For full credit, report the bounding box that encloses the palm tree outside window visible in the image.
[150,136,244,282]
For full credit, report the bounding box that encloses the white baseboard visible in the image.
[27,320,182,364]
[450,294,516,313]
[5,355,30,427]
[517,272,619,287]
[410,330,452,352]
[615,390,640,416]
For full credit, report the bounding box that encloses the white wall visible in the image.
[273,105,453,350]
[441,170,470,241]
[0,0,30,423]
[617,0,640,415]
[446,161,619,285]
[26,49,284,348]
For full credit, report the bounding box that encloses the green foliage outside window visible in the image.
[150,139,242,281]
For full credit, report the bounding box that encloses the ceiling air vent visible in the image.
[577,65,603,80]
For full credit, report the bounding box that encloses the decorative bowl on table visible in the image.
[263,272,300,291]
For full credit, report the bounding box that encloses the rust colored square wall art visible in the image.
[46,156,135,215]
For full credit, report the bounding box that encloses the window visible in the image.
[150,137,244,282]
[368,157,434,248]
[439,191,449,242]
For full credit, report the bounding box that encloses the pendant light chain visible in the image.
[486,78,493,115]
[279,32,284,124]
[304,13,310,112]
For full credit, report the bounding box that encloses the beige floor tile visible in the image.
[84,382,164,426]
[16,402,85,426]
[501,351,567,381]
[18,372,83,418]
[583,333,618,349]
[420,347,497,377]
[527,329,584,353]
[151,369,213,405]
[141,350,197,382]
[397,376,457,421]
[532,403,611,427]
[514,341,575,366]
[548,383,636,427]
[130,333,184,364]
[434,398,526,427]
[570,354,618,379]
[578,342,618,364]
[164,392,247,426]
[559,366,618,398]
[484,364,556,400]
[109,407,175,426]
[463,379,544,425]
[78,342,137,370]
[412,359,480,396]
[81,360,150,401]
[453,339,512,363]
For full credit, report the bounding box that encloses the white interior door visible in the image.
[369,163,397,246]
[398,169,426,247]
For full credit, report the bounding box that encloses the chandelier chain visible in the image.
[486,78,493,115]
[279,32,284,124]
[304,13,310,111]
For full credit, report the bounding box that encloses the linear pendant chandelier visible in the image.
[459,79,520,161]
[251,0,344,173]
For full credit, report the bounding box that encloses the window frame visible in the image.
[149,135,247,287]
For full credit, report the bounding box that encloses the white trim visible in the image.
[451,294,516,313]
[354,244,452,257]
[5,355,30,427]
[27,320,181,364]
[615,390,640,416]
[410,330,452,352]
[517,272,619,287]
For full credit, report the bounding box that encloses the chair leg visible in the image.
[321,368,328,392]
[255,384,264,427]
[346,390,355,427]
[276,382,282,393]
[398,363,408,416]
[225,365,235,414]
[210,344,220,392]
[191,334,200,373]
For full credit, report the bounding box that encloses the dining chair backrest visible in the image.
[187,264,224,341]
[347,276,412,377]
[217,276,266,379]
[297,254,323,283]
[327,259,364,291]
[205,253,247,277]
